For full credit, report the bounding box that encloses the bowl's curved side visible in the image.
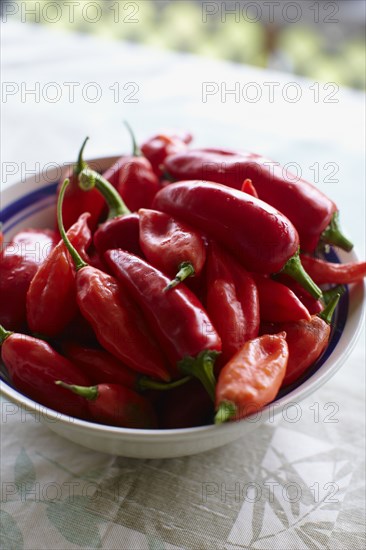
[0,162,365,459]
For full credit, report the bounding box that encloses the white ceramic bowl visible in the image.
[1,158,365,459]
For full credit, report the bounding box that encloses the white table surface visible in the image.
[1,21,365,550]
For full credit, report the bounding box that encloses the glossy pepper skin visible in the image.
[56,138,106,231]
[56,179,171,383]
[93,213,142,257]
[105,250,222,365]
[153,180,299,274]
[254,275,311,323]
[215,333,288,423]
[163,148,350,253]
[206,242,259,363]
[113,123,160,212]
[141,131,192,177]
[0,229,57,330]
[57,382,158,429]
[276,275,323,315]
[26,213,92,337]
[0,327,91,419]
[300,254,366,285]
[105,249,221,399]
[76,266,172,382]
[138,208,206,289]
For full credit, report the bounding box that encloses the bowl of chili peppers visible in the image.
[1,127,365,459]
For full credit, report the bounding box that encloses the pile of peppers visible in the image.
[1,126,365,429]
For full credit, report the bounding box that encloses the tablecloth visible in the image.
[1,21,365,550]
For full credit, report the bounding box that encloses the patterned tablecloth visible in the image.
[1,22,365,550]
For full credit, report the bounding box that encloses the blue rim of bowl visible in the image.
[0,182,355,435]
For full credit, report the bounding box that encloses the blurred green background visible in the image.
[3,0,365,89]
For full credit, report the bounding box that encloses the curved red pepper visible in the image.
[164,148,352,252]
[206,242,259,362]
[105,249,222,399]
[300,254,366,285]
[139,208,206,289]
[141,131,192,177]
[153,180,298,274]
[57,382,158,429]
[153,181,322,299]
[26,213,92,337]
[0,326,91,419]
[0,229,57,330]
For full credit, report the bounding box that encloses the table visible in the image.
[1,21,365,550]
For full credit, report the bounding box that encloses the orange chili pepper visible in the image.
[215,333,288,423]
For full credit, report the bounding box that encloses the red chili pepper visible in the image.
[62,341,190,392]
[94,213,142,258]
[300,254,366,285]
[56,382,158,429]
[215,333,288,423]
[153,180,322,299]
[105,249,222,399]
[26,213,92,337]
[55,138,106,231]
[261,291,340,386]
[139,208,206,290]
[113,122,160,212]
[163,149,352,252]
[276,274,323,315]
[254,275,311,323]
[206,242,259,362]
[57,179,171,382]
[159,379,213,429]
[0,229,57,331]
[0,325,91,419]
[77,166,143,259]
[141,130,192,177]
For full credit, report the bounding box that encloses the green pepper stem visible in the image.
[57,179,88,271]
[138,375,191,392]
[321,212,353,252]
[178,350,218,402]
[318,292,341,324]
[0,325,13,345]
[124,120,141,157]
[214,401,237,424]
[322,285,346,306]
[74,136,89,176]
[164,262,196,292]
[281,249,322,300]
[78,168,130,220]
[56,381,98,400]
